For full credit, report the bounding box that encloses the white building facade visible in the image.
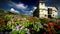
[33,0,58,19]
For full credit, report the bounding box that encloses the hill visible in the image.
[0,10,60,34]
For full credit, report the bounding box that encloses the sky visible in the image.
[0,0,60,16]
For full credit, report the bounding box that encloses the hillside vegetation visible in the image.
[0,10,60,34]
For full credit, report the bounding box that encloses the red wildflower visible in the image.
[47,28,50,31]
[49,22,54,27]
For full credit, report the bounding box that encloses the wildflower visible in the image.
[47,27,50,31]
[49,22,54,27]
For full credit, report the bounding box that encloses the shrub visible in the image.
[32,22,43,32]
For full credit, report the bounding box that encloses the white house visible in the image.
[33,0,58,19]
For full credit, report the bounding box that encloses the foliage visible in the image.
[32,22,43,32]
[6,20,21,30]
[41,19,50,24]
[0,10,60,34]
[12,30,27,34]
[0,26,6,31]
[22,20,33,28]
[6,23,15,30]
[11,30,18,34]
[3,15,13,21]
[36,19,41,22]
[52,18,57,22]
[18,29,27,34]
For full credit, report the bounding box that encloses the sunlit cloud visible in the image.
[30,7,37,13]
[16,3,28,10]
[10,8,20,14]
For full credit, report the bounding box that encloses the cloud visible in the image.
[9,1,37,16]
[16,3,28,10]
[9,1,28,10]
[33,7,37,9]
[10,8,20,14]
[30,7,37,13]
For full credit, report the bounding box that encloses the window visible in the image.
[45,14,47,16]
[48,8,52,14]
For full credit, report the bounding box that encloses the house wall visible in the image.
[51,9,58,18]
[39,2,58,18]
[39,9,48,18]
[39,3,48,18]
